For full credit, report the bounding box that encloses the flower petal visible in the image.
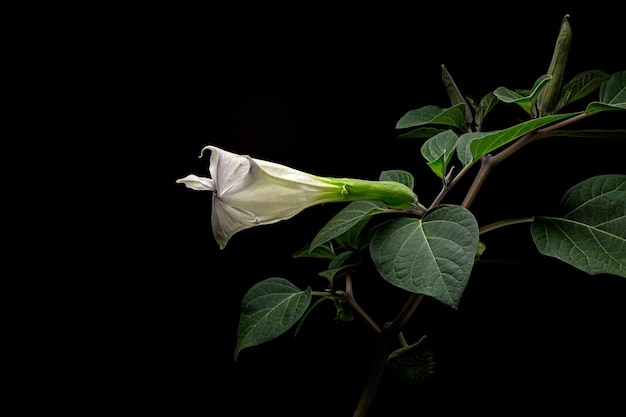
[211,195,279,249]
[221,156,339,223]
[176,174,215,191]
[202,146,251,195]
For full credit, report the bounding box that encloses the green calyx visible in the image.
[330,178,423,210]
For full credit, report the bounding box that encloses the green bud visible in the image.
[536,14,572,116]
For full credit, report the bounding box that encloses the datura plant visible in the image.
[177,15,625,417]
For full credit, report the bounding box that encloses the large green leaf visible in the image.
[369,204,479,309]
[531,174,626,277]
[235,278,312,360]
[456,112,579,166]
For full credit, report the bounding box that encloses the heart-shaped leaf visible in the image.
[531,174,626,277]
[369,204,479,309]
[235,278,312,360]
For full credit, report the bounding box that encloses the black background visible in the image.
[37,4,625,416]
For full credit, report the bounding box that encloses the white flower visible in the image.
[177,145,420,249]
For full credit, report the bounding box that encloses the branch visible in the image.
[479,217,535,234]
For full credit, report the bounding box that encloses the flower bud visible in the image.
[536,14,572,116]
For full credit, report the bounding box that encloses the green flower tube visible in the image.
[176,145,422,249]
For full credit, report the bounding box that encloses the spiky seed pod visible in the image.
[387,341,436,384]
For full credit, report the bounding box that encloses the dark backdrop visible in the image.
[55,4,625,416]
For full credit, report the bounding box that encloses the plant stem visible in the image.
[352,294,424,417]
[430,159,478,208]
[462,154,494,209]
[351,112,592,416]
[479,217,535,234]
[339,292,382,335]
[312,290,382,334]
[351,326,395,417]
[436,112,591,210]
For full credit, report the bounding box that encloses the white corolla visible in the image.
[177,145,421,249]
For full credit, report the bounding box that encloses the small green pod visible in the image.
[536,14,572,116]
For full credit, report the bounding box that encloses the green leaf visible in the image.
[456,112,579,165]
[555,70,610,111]
[396,103,467,131]
[369,204,479,309]
[493,74,552,114]
[421,129,458,179]
[309,201,387,252]
[531,174,626,277]
[380,169,414,190]
[318,250,361,281]
[586,70,626,113]
[455,131,491,166]
[425,153,447,181]
[235,278,312,360]
[470,90,499,131]
[333,216,370,250]
[293,241,335,259]
[398,126,446,139]
[585,102,626,113]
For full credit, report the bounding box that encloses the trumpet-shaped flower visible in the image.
[177,145,421,249]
